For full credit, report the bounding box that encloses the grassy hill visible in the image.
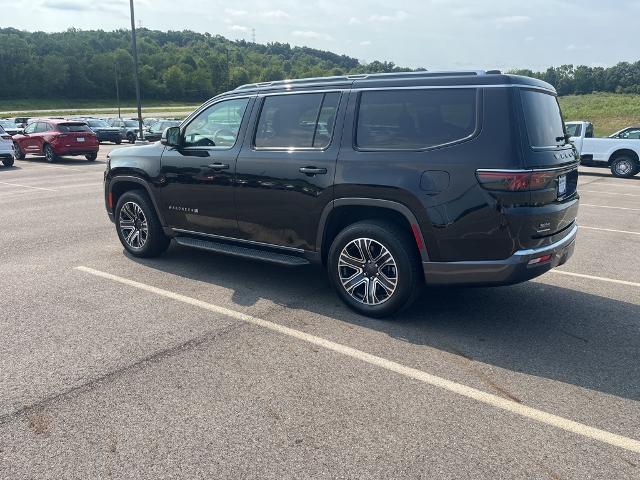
[559,93,640,136]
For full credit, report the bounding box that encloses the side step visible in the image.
[174,236,310,267]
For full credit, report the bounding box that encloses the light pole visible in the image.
[114,61,121,119]
[129,0,144,141]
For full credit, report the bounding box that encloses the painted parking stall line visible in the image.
[581,204,640,212]
[75,265,640,454]
[579,189,640,197]
[581,226,640,236]
[0,181,57,192]
[551,270,640,288]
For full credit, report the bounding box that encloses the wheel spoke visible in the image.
[342,271,367,293]
[375,272,397,294]
[339,251,364,270]
[374,249,394,267]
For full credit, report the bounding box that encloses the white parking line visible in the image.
[551,270,640,288]
[581,204,640,212]
[75,265,640,454]
[0,181,57,191]
[581,226,640,236]
[579,190,640,197]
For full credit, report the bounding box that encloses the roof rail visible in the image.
[234,70,495,91]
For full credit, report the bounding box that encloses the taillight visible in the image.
[476,170,555,192]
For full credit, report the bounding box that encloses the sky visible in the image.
[2,0,638,71]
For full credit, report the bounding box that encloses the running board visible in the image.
[174,236,310,267]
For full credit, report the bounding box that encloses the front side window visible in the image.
[183,98,249,148]
[564,123,582,138]
[23,123,36,134]
[254,92,340,149]
[356,89,477,150]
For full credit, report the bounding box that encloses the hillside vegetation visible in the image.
[559,93,640,136]
[0,28,408,103]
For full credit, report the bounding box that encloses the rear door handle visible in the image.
[208,162,230,170]
[299,166,327,175]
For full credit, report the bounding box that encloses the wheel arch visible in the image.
[608,148,639,165]
[109,175,167,226]
[318,198,429,264]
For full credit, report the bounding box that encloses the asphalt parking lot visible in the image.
[1,143,639,479]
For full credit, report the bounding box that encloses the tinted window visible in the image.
[356,89,477,150]
[124,120,138,127]
[521,90,565,148]
[565,123,582,137]
[585,123,594,138]
[183,98,249,148]
[87,119,108,128]
[255,92,340,149]
[58,123,92,133]
[35,122,50,133]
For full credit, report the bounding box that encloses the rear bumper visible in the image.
[423,224,578,286]
[52,145,99,156]
[97,132,121,142]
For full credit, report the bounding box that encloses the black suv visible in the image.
[104,71,579,317]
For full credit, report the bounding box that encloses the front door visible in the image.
[234,91,344,251]
[159,96,254,237]
[20,122,40,154]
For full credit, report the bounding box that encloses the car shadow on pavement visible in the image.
[18,156,106,166]
[129,245,640,402]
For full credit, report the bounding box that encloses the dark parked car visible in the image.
[13,119,99,162]
[82,118,122,144]
[106,118,140,143]
[104,70,579,317]
[144,120,181,142]
[14,117,30,128]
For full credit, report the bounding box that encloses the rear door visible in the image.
[511,88,579,247]
[234,90,344,251]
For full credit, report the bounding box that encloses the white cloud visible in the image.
[495,15,531,24]
[291,30,333,41]
[360,40,372,46]
[525,36,535,42]
[348,17,362,25]
[367,10,408,23]
[224,8,247,16]
[261,10,291,20]
[228,25,249,32]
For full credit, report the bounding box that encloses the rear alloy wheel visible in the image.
[43,144,57,163]
[115,190,170,258]
[2,157,14,167]
[85,153,97,161]
[328,220,421,318]
[610,156,639,178]
[14,143,25,160]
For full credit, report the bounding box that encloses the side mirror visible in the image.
[161,126,181,147]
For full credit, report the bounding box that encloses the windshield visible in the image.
[124,120,139,127]
[87,120,109,128]
[0,120,13,128]
[58,123,92,133]
[521,90,566,148]
[565,123,582,138]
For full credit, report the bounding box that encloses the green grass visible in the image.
[559,93,640,137]
[0,99,199,118]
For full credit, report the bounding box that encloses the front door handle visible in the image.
[299,166,327,176]
[208,162,230,170]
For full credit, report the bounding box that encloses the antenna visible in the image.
[252,28,256,44]
[137,19,143,29]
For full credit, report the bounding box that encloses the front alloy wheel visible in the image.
[118,201,149,250]
[338,238,398,305]
[610,157,638,178]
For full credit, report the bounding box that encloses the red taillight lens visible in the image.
[476,170,555,192]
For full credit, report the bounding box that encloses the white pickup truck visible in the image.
[565,121,640,178]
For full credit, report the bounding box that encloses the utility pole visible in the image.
[129,0,145,141]
[252,28,256,44]
[114,61,121,119]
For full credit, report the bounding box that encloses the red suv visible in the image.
[13,119,99,162]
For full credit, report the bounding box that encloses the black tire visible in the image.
[114,190,170,258]
[115,138,122,145]
[328,220,421,318]
[14,143,25,160]
[85,153,97,161]
[127,133,136,144]
[2,157,14,167]
[43,144,57,163]
[610,156,639,178]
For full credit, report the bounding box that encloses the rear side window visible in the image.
[58,123,92,133]
[255,92,340,149]
[356,89,477,150]
[521,90,565,148]
[565,123,582,137]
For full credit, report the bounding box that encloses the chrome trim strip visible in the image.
[172,228,306,253]
[513,224,578,257]
[477,163,579,173]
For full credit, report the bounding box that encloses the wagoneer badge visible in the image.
[169,205,199,214]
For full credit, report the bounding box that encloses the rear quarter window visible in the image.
[521,89,565,148]
[355,88,478,150]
